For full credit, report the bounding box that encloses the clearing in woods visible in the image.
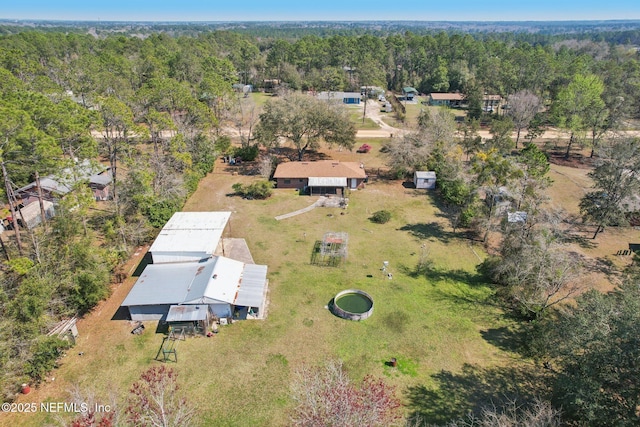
[7,140,638,426]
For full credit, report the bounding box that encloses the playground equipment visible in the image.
[155,328,185,363]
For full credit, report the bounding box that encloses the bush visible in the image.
[143,198,182,228]
[214,135,232,154]
[25,337,71,384]
[232,181,273,199]
[233,145,260,162]
[370,210,392,224]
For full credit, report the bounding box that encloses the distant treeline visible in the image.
[2,19,640,44]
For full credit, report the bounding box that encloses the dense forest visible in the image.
[1,21,640,425]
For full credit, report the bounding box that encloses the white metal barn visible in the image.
[121,256,268,321]
[149,211,231,263]
[414,171,437,189]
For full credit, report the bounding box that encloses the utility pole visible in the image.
[362,87,368,124]
[2,161,23,255]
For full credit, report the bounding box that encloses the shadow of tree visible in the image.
[399,263,489,289]
[398,222,456,244]
[269,147,332,162]
[582,254,619,278]
[480,326,528,355]
[561,232,598,249]
[406,364,552,425]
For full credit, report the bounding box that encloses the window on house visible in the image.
[284,179,291,184]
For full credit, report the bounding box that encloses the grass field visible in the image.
[9,138,638,426]
[349,110,381,129]
[8,148,520,426]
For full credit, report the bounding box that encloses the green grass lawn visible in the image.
[14,159,521,427]
[350,111,380,129]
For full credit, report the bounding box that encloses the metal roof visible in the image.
[18,200,55,228]
[197,256,245,305]
[162,211,231,231]
[89,170,113,186]
[166,305,209,322]
[121,260,215,307]
[507,211,528,223]
[149,229,224,257]
[149,212,231,259]
[16,159,109,196]
[415,171,436,179]
[316,91,362,101]
[235,264,268,307]
[308,177,348,187]
[122,256,268,309]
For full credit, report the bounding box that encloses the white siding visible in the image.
[151,251,211,264]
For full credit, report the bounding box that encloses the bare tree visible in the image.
[290,359,402,427]
[486,226,583,319]
[232,95,260,148]
[417,107,457,143]
[412,397,561,427]
[580,136,640,239]
[66,384,119,427]
[384,132,433,177]
[125,365,196,427]
[507,90,541,148]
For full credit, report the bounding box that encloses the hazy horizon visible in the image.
[3,0,640,23]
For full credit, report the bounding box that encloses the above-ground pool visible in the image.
[331,289,374,321]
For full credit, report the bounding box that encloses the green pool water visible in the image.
[335,293,373,313]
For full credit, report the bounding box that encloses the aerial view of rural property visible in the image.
[1,0,640,426]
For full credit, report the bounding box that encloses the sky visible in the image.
[1,0,640,22]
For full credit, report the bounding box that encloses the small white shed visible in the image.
[414,171,436,189]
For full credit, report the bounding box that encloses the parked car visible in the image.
[357,144,372,153]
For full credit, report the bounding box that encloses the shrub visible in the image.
[232,181,273,199]
[213,135,232,155]
[290,360,401,426]
[233,145,260,162]
[143,198,182,228]
[25,336,71,384]
[370,210,392,224]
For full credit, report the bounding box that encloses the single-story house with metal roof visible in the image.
[273,161,367,195]
[149,211,231,264]
[16,160,112,203]
[121,256,268,321]
[414,171,437,189]
[316,91,362,105]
